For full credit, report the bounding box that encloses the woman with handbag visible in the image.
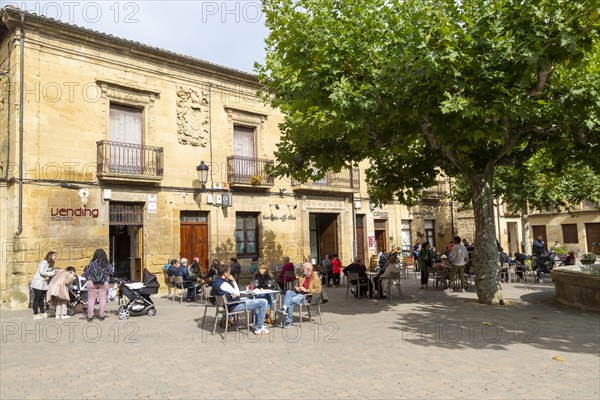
[83,249,114,322]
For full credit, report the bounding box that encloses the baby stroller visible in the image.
[66,275,88,316]
[117,269,160,319]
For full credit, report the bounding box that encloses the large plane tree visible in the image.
[257,0,600,304]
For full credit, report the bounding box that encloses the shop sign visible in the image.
[372,211,389,218]
[50,207,99,221]
[262,214,297,222]
[368,234,376,249]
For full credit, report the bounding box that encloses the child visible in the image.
[47,266,77,319]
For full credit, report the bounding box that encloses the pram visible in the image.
[117,269,160,319]
[66,275,88,316]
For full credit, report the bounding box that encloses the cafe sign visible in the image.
[51,207,99,221]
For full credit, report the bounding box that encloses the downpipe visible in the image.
[15,12,24,236]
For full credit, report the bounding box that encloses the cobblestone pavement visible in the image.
[1,274,599,399]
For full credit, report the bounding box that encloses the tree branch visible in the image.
[365,121,385,150]
[529,63,554,97]
[420,114,468,176]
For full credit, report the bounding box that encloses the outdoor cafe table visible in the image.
[365,271,381,298]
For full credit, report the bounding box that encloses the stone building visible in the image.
[0,7,454,307]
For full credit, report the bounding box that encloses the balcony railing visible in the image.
[226,155,275,186]
[97,140,163,180]
[291,168,360,191]
[420,180,447,200]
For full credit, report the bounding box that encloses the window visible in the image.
[180,211,208,223]
[401,220,412,252]
[562,224,578,244]
[425,220,436,249]
[236,213,259,258]
[109,104,143,174]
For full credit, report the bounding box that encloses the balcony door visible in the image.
[109,104,143,174]
[233,125,256,177]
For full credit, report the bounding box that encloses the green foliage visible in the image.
[258,0,600,203]
[553,246,569,255]
[581,252,598,262]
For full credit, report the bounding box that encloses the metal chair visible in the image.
[345,272,368,299]
[281,270,296,291]
[200,286,218,330]
[163,271,175,301]
[317,265,331,286]
[298,293,323,327]
[172,276,197,303]
[212,295,250,341]
[384,271,403,299]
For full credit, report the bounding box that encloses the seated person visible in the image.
[560,250,576,266]
[169,258,197,302]
[279,262,322,328]
[229,257,242,282]
[203,259,221,284]
[248,256,259,274]
[278,256,295,290]
[513,252,528,280]
[212,264,270,335]
[251,262,277,324]
[189,257,202,279]
[343,257,371,298]
[378,256,403,298]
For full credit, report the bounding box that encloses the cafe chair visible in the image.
[172,276,198,303]
[200,286,218,330]
[298,293,323,327]
[385,271,403,300]
[345,272,368,299]
[163,271,175,302]
[212,295,250,342]
[317,265,331,286]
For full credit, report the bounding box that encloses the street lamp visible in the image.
[196,161,209,189]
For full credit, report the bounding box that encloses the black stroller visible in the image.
[66,275,88,316]
[117,269,160,319]
[532,254,553,282]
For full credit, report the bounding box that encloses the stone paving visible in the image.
[1,273,599,399]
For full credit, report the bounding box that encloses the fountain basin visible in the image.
[552,265,600,312]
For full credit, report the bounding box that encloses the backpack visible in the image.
[89,263,107,284]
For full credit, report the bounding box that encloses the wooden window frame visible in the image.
[236,212,259,258]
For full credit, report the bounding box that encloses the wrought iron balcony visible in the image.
[291,168,360,192]
[226,155,275,187]
[97,140,163,181]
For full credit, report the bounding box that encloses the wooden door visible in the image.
[180,224,209,274]
[375,230,387,253]
[319,214,338,258]
[356,214,365,263]
[585,223,600,255]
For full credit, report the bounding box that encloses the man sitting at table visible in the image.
[279,262,322,328]
[167,258,198,302]
[343,257,372,298]
[212,264,270,335]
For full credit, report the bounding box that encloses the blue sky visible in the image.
[4,0,268,73]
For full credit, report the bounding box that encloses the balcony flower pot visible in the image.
[250,175,263,186]
[580,253,597,265]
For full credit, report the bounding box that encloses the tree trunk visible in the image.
[520,199,531,254]
[470,169,503,304]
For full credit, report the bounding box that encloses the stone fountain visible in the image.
[552,262,600,312]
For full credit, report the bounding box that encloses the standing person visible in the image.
[47,266,77,319]
[279,262,322,328]
[84,249,114,322]
[412,241,421,272]
[30,251,57,319]
[533,236,546,255]
[229,257,242,282]
[278,256,295,290]
[321,254,333,286]
[447,236,468,292]
[418,242,434,289]
[212,264,270,335]
[330,254,342,288]
[251,262,278,324]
